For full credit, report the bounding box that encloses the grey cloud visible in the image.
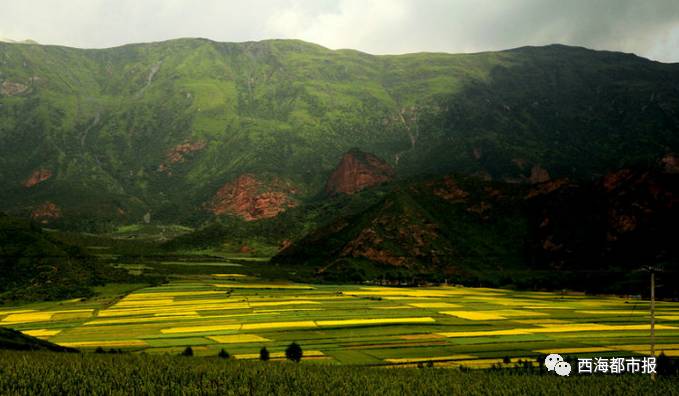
[1,0,678,62]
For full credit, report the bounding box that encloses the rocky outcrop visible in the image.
[207,174,297,221]
[30,202,61,224]
[431,176,469,202]
[661,154,679,174]
[529,165,550,184]
[325,149,394,195]
[0,80,29,96]
[22,168,52,188]
[158,140,206,174]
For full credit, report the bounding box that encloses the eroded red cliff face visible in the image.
[31,202,62,224]
[23,168,52,188]
[158,140,206,174]
[207,174,297,221]
[662,154,679,174]
[324,149,394,195]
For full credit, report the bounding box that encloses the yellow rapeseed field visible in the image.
[2,312,54,324]
[439,311,507,320]
[249,300,320,307]
[657,315,679,320]
[408,303,461,308]
[253,309,322,313]
[208,334,271,343]
[57,340,148,348]
[241,321,318,330]
[316,317,435,327]
[98,303,250,317]
[123,291,225,299]
[0,309,36,315]
[161,324,241,334]
[84,315,202,326]
[22,329,62,337]
[438,323,678,338]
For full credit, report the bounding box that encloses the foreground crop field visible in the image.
[2,274,679,367]
[1,351,677,396]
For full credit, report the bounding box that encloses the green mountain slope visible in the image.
[0,213,115,302]
[1,39,678,228]
[272,167,679,296]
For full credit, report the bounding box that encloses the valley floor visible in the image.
[2,270,679,366]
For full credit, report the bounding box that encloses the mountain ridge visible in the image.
[1,38,678,229]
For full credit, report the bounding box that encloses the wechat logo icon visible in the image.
[545,353,571,376]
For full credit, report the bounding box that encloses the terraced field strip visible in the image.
[208,334,271,343]
[161,324,242,334]
[533,347,615,354]
[58,340,148,348]
[385,354,477,363]
[437,323,678,338]
[213,284,315,290]
[22,329,62,338]
[234,350,326,360]
[316,317,435,327]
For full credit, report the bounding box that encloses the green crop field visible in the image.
[2,272,678,367]
[2,351,678,396]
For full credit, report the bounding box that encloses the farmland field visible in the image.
[2,272,678,367]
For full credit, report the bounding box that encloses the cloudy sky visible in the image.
[2,0,679,62]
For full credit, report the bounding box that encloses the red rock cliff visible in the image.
[207,174,297,221]
[324,149,394,195]
[23,168,52,188]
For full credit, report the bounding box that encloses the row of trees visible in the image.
[181,342,303,363]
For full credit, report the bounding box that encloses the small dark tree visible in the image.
[260,347,270,361]
[181,346,194,357]
[285,342,302,363]
[503,356,511,364]
[218,349,230,359]
[95,347,105,354]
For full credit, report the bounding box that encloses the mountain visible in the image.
[1,39,679,229]
[273,162,679,296]
[0,213,111,302]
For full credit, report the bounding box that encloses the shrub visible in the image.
[218,349,230,359]
[285,342,302,363]
[181,347,193,357]
[259,347,270,361]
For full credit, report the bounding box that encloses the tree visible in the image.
[259,347,270,361]
[181,346,193,357]
[218,349,230,359]
[285,342,302,363]
[95,347,105,354]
